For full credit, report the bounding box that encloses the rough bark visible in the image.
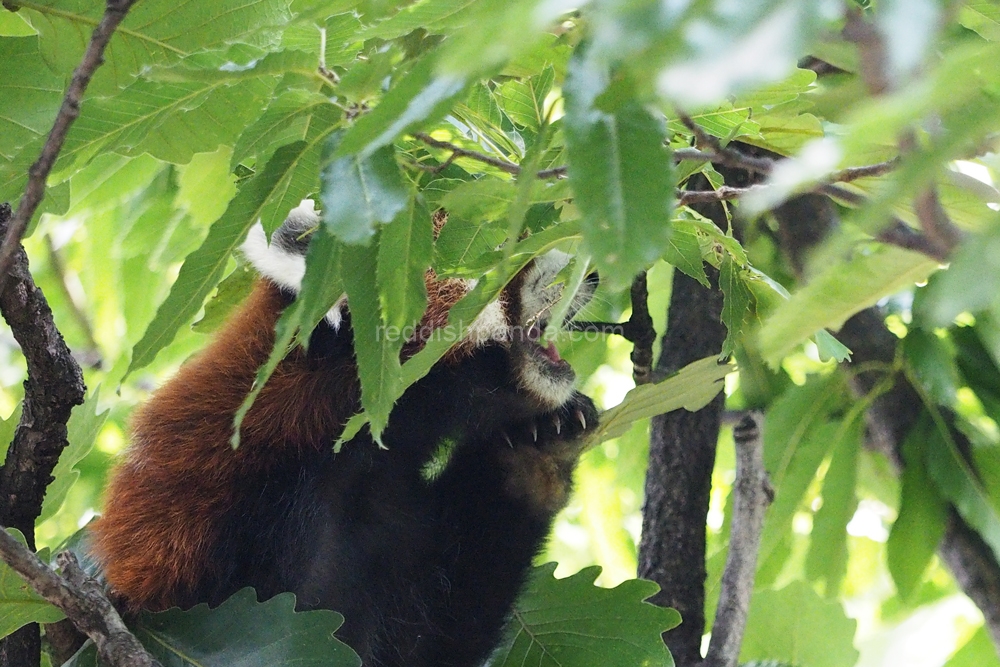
[0,202,86,667]
[638,173,732,666]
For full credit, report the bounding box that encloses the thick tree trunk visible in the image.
[638,173,731,666]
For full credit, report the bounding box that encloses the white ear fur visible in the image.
[240,201,345,328]
[241,223,306,292]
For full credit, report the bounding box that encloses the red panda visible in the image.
[93,201,599,667]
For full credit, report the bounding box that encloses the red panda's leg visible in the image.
[420,392,598,667]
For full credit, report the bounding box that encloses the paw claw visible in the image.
[575,409,587,431]
[503,432,513,447]
[530,424,538,443]
[553,414,561,435]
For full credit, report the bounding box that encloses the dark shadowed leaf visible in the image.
[64,589,360,667]
[887,415,948,602]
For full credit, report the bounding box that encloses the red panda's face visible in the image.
[242,201,598,409]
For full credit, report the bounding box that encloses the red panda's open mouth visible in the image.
[524,321,568,367]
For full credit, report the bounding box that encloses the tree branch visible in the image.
[627,273,656,385]
[0,529,161,667]
[773,193,1000,655]
[0,0,139,293]
[704,413,772,667]
[0,200,87,666]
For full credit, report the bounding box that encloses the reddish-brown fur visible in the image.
[94,272,484,610]
[93,283,360,610]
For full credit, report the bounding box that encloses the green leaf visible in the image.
[0,37,62,163]
[756,375,848,581]
[192,261,258,334]
[945,626,1000,667]
[0,403,21,466]
[321,136,409,245]
[918,223,1000,327]
[497,66,554,130]
[720,254,754,357]
[377,199,432,333]
[434,217,507,274]
[660,219,708,286]
[924,407,1000,566]
[805,416,862,596]
[903,328,960,406]
[60,66,277,168]
[231,89,336,168]
[67,588,360,667]
[20,0,291,95]
[887,415,948,602]
[435,0,568,76]
[343,236,402,440]
[334,55,466,159]
[759,245,939,366]
[961,3,1000,41]
[586,356,733,447]
[488,564,679,667]
[0,528,65,639]
[814,329,852,363]
[38,387,109,523]
[740,581,859,667]
[127,142,310,377]
[359,0,477,40]
[563,47,676,292]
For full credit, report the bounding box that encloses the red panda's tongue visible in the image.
[542,341,562,363]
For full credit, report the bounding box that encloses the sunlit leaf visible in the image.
[488,564,679,667]
[586,356,733,447]
[128,142,311,377]
[759,245,938,366]
[740,581,859,667]
[39,387,109,523]
[19,0,291,95]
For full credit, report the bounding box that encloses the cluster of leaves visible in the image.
[3,0,1000,665]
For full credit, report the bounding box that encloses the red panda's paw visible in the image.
[496,393,597,517]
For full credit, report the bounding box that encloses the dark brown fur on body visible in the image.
[94,264,597,667]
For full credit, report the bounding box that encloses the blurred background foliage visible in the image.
[4,0,1000,665]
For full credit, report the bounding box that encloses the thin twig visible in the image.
[843,7,891,96]
[627,273,656,386]
[0,529,162,667]
[678,185,770,206]
[914,187,963,257]
[828,158,900,183]
[676,112,775,175]
[0,0,139,293]
[414,133,523,176]
[704,413,772,667]
[820,184,952,262]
